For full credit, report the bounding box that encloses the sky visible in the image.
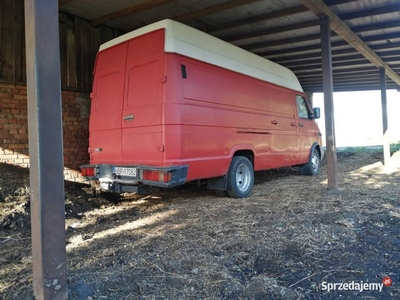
[312,90,400,147]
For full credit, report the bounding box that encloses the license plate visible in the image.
[114,167,137,177]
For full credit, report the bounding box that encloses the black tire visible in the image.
[215,190,228,197]
[226,156,254,198]
[301,148,321,175]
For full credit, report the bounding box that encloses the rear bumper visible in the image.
[80,163,188,193]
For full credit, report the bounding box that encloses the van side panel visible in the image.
[89,43,128,164]
[179,57,279,179]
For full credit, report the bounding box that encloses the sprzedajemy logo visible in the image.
[321,276,393,293]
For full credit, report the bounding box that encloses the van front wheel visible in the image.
[227,156,254,198]
[301,148,320,175]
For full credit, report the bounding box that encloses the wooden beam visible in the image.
[300,0,400,86]
[91,0,175,27]
[174,0,262,22]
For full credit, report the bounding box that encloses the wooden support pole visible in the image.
[380,67,391,166]
[321,14,338,189]
[24,0,67,299]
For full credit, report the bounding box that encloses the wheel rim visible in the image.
[311,151,320,173]
[235,163,252,193]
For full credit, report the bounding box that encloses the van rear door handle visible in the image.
[123,114,134,121]
[271,120,278,125]
[290,122,296,126]
[299,123,304,127]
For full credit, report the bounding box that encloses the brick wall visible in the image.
[0,82,90,181]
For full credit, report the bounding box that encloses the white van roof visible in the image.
[100,19,303,92]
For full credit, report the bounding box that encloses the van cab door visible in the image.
[121,30,165,165]
[296,94,318,163]
[268,88,299,167]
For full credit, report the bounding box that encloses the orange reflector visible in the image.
[143,170,172,182]
[81,167,95,177]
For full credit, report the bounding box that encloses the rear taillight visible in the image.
[143,170,172,182]
[81,167,95,177]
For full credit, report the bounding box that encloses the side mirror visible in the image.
[313,107,320,119]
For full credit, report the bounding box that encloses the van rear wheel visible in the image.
[301,148,320,175]
[226,156,254,198]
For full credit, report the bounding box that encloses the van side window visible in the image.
[296,95,310,119]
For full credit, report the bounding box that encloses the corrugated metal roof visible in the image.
[60,0,400,92]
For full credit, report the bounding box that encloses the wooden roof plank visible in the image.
[91,0,175,27]
[295,65,400,76]
[271,47,400,64]
[245,31,399,51]
[173,0,263,22]
[225,9,400,42]
[284,54,400,68]
[224,20,319,42]
[208,0,358,33]
[259,39,400,58]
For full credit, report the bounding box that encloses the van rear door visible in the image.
[89,43,128,164]
[121,30,165,165]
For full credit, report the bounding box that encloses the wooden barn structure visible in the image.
[0,0,399,298]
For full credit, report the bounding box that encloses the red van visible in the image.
[80,19,323,198]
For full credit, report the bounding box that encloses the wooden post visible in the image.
[321,14,338,189]
[24,0,67,299]
[380,67,391,166]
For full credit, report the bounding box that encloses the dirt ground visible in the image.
[1,150,400,300]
